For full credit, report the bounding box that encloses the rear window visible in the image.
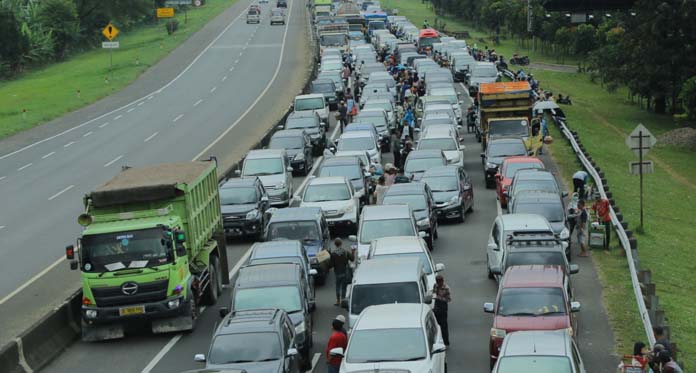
[351,282,420,314]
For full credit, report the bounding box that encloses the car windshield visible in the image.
[271,10,283,16]
[356,115,387,129]
[286,117,319,133]
[304,183,351,202]
[429,89,456,101]
[418,138,457,151]
[514,202,565,223]
[319,164,362,180]
[498,287,567,316]
[376,252,433,274]
[209,332,281,364]
[363,102,391,112]
[496,356,572,373]
[383,194,427,211]
[506,251,566,269]
[488,142,527,158]
[220,187,257,205]
[234,286,302,313]
[270,136,303,149]
[505,162,543,178]
[80,228,172,272]
[473,65,497,77]
[490,120,529,137]
[243,157,284,176]
[320,34,348,47]
[268,221,320,242]
[295,97,325,111]
[368,21,385,30]
[359,218,415,244]
[312,83,334,94]
[514,179,557,194]
[422,176,458,192]
[346,327,426,363]
[405,157,445,173]
[338,137,375,151]
[419,36,439,47]
[351,283,421,315]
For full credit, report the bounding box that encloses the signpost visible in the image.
[625,123,656,229]
[102,23,121,76]
[157,7,175,18]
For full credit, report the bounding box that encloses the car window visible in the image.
[405,157,446,173]
[303,183,351,202]
[346,328,426,363]
[220,187,257,205]
[496,356,572,373]
[513,201,564,223]
[243,157,284,176]
[425,313,437,351]
[498,287,567,316]
[235,286,303,313]
[359,218,416,244]
[383,194,428,211]
[209,332,281,364]
[268,221,320,242]
[351,282,420,314]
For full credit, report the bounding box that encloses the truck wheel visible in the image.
[204,256,222,305]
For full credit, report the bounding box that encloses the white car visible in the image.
[299,176,361,233]
[335,303,447,373]
[349,205,423,258]
[367,236,444,290]
[293,93,329,123]
[417,126,464,167]
[336,131,381,165]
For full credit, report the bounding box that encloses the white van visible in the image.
[293,93,329,123]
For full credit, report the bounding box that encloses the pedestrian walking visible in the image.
[325,316,348,373]
[572,170,589,199]
[591,193,612,251]
[576,200,589,257]
[337,101,348,132]
[346,98,357,125]
[432,274,451,346]
[391,134,403,169]
[659,350,683,373]
[374,175,389,204]
[329,238,354,306]
[567,193,579,238]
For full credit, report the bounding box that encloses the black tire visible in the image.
[183,295,198,332]
[433,226,438,240]
[487,258,494,279]
[426,235,434,251]
[204,256,221,305]
[456,205,465,223]
[315,272,326,286]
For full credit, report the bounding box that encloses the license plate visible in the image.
[119,306,145,316]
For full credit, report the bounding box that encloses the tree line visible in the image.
[429,0,696,117]
[0,0,171,79]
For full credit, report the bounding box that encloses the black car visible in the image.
[269,129,314,176]
[481,137,528,188]
[310,79,338,110]
[381,182,439,250]
[231,264,314,370]
[283,111,326,156]
[318,156,371,205]
[276,0,287,7]
[421,165,474,223]
[219,177,270,239]
[196,308,300,372]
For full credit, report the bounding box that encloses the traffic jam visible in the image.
[67,0,589,372]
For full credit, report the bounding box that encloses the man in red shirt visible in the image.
[592,193,612,251]
[325,315,348,373]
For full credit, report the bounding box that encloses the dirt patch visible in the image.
[657,127,696,151]
[528,62,577,73]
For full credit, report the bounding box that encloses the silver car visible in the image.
[270,8,285,25]
[299,176,361,233]
[237,149,294,207]
[493,330,586,372]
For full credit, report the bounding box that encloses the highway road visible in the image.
[0,0,311,345]
[44,79,618,372]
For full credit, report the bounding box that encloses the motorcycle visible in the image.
[510,55,530,65]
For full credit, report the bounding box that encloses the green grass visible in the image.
[0,0,237,139]
[387,0,695,367]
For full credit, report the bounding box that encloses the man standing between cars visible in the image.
[592,193,612,252]
[572,170,589,200]
[432,274,451,346]
[337,101,348,132]
[326,315,348,373]
[330,238,354,306]
[576,200,589,257]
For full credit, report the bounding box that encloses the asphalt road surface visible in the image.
[44,80,617,372]
[0,0,311,346]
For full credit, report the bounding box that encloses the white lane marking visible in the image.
[234,59,239,64]
[99,122,110,128]
[140,334,183,373]
[194,0,297,160]
[17,163,32,171]
[210,86,217,93]
[64,141,75,148]
[295,122,342,194]
[0,256,64,305]
[104,155,124,167]
[147,95,154,100]
[48,185,74,201]
[229,66,235,71]
[242,45,247,50]
[0,226,4,230]
[194,99,203,107]
[173,114,184,122]
[83,131,93,138]
[0,176,6,182]
[0,9,248,162]
[114,115,123,120]
[138,102,145,106]
[310,353,321,371]
[221,75,227,82]
[127,108,135,113]
[239,52,244,56]
[42,152,56,159]
[144,132,159,143]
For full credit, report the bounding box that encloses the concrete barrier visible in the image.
[0,340,24,373]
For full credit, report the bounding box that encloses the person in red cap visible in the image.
[325,315,347,373]
[591,193,612,251]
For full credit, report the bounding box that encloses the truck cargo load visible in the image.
[477,81,534,149]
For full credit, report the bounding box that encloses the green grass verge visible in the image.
[0,0,237,139]
[387,0,695,367]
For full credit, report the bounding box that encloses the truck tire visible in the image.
[183,295,198,332]
[204,256,222,305]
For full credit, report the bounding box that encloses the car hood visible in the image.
[288,311,305,326]
[471,76,498,86]
[283,148,301,157]
[302,239,324,258]
[301,200,353,212]
[494,315,570,332]
[221,203,257,215]
[549,221,566,234]
[342,360,431,372]
[255,174,286,187]
[433,191,457,203]
[207,360,282,373]
[486,156,505,167]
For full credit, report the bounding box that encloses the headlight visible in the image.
[85,310,98,319]
[490,328,506,338]
[167,299,180,309]
[341,204,354,213]
[295,321,306,334]
[448,195,460,205]
[310,257,318,264]
[417,218,429,227]
[560,227,570,240]
[294,152,305,160]
[486,162,497,170]
[276,182,286,189]
[246,209,259,220]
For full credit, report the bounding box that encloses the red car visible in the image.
[495,156,544,208]
[483,265,580,368]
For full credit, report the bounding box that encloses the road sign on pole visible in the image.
[626,123,656,230]
[101,42,120,48]
[157,7,175,18]
[102,23,120,41]
[629,161,654,175]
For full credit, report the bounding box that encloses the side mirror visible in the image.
[261,195,270,202]
[418,231,427,238]
[194,354,206,362]
[174,230,186,243]
[435,263,445,272]
[286,166,294,172]
[65,245,75,260]
[219,307,229,318]
[423,294,433,304]
[329,347,344,357]
[309,268,318,276]
[569,264,580,275]
[287,348,299,357]
[491,265,502,275]
[570,301,581,312]
[483,302,495,313]
[70,260,79,270]
[480,152,485,158]
[348,235,357,242]
[278,124,285,129]
[487,243,499,251]
[432,342,447,354]
[234,169,241,176]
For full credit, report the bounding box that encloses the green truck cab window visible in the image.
[81,228,173,272]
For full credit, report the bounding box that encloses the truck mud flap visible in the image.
[151,315,194,334]
[81,322,124,342]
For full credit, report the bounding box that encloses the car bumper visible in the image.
[291,159,308,171]
[82,296,187,324]
[267,189,291,206]
[485,168,498,183]
[223,218,264,237]
[325,212,358,228]
[435,203,462,219]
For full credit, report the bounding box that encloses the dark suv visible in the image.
[231,264,314,370]
[196,308,301,372]
[219,177,270,239]
[269,129,314,176]
[421,165,474,223]
[283,112,326,156]
[381,182,438,250]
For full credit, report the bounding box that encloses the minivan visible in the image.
[293,93,329,123]
[237,149,294,206]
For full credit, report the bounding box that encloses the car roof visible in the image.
[353,257,423,285]
[407,149,444,159]
[307,176,348,186]
[514,191,563,204]
[501,265,565,288]
[500,330,571,358]
[361,204,412,220]
[371,236,427,255]
[221,177,258,188]
[269,207,323,222]
[514,169,555,180]
[354,303,427,330]
[421,127,455,138]
[384,182,427,196]
[500,213,552,231]
[287,111,318,119]
[246,149,285,159]
[313,78,334,85]
[340,130,375,139]
[503,156,544,165]
[272,129,305,138]
[236,263,302,289]
[295,93,324,100]
[422,165,459,177]
[322,156,361,166]
[218,308,286,335]
[489,137,526,145]
[250,240,303,260]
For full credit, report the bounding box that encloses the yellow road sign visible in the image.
[102,23,119,41]
[157,7,175,18]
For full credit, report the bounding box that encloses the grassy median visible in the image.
[384,0,695,367]
[0,0,237,139]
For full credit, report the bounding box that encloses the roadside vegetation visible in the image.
[0,0,236,139]
[384,0,695,367]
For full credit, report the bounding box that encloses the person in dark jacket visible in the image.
[329,238,354,306]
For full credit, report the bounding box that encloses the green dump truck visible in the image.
[65,161,229,341]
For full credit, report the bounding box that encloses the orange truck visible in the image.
[477,81,534,150]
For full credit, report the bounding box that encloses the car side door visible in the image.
[281,318,299,372]
[426,311,446,372]
[303,133,313,162]
[460,168,473,209]
[487,219,503,270]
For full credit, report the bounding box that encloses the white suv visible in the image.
[417,126,464,167]
[293,93,329,123]
[299,176,361,233]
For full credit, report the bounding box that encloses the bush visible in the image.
[36,0,79,59]
[166,19,179,35]
[680,76,696,120]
